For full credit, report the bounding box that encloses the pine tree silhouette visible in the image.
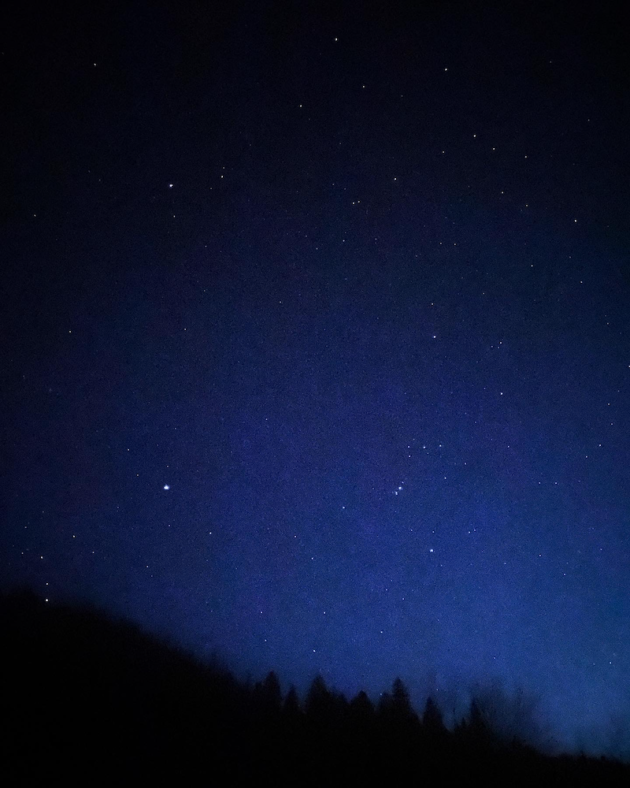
[423,695,446,735]
[391,677,417,724]
[254,670,282,713]
[4,591,630,785]
[349,690,375,724]
[283,685,301,719]
[305,674,334,722]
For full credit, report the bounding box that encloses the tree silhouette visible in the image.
[3,591,630,785]
[377,690,393,720]
[462,682,550,750]
[305,674,335,725]
[423,695,446,735]
[470,698,491,736]
[377,678,418,730]
[254,670,282,713]
[391,677,417,724]
[349,690,375,724]
[283,685,301,719]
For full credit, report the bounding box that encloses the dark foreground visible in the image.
[2,591,628,786]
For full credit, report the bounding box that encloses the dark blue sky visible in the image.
[2,0,629,754]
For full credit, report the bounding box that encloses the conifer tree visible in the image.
[423,696,446,734]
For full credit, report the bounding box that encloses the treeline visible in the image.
[1,590,628,785]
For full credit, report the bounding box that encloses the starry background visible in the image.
[2,0,629,753]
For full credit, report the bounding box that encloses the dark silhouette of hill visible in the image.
[2,590,629,786]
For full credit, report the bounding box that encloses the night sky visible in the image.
[2,0,629,755]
